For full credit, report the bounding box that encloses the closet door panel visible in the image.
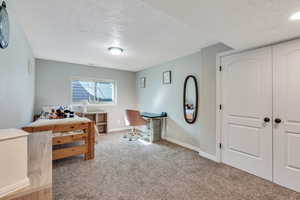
[221,47,273,180]
[273,40,300,192]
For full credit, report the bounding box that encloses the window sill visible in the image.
[72,103,117,107]
[88,103,116,107]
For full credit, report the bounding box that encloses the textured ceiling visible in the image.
[9,0,216,71]
[9,0,300,71]
[141,0,300,50]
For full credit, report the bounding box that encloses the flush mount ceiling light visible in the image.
[289,11,300,21]
[108,47,124,55]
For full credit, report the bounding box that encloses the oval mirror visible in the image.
[183,75,198,124]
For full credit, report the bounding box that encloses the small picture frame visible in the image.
[163,71,171,84]
[140,77,146,88]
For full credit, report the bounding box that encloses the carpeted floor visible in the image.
[53,132,300,200]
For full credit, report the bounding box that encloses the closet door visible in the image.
[273,40,300,192]
[221,47,273,180]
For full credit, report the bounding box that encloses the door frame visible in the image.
[216,49,243,162]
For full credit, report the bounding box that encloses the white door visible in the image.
[273,40,300,192]
[221,47,273,180]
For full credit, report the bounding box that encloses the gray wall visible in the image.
[35,59,137,130]
[136,43,230,156]
[0,3,35,129]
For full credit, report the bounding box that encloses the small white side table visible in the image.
[0,129,29,198]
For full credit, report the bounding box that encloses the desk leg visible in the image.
[160,118,167,139]
[149,119,153,143]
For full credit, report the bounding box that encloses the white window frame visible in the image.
[70,77,117,106]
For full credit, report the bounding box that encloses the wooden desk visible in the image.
[141,113,167,143]
[1,132,52,200]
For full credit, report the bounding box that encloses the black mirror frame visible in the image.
[183,75,199,124]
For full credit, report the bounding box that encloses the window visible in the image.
[71,79,115,104]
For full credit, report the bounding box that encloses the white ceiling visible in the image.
[9,0,216,71]
[10,0,300,71]
[142,0,300,50]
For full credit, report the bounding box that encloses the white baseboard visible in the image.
[117,130,218,163]
[0,177,30,198]
[108,127,130,133]
[198,150,218,162]
[162,136,218,163]
[163,136,200,152]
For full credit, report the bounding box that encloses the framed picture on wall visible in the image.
[163,71,171,84]
[140,77,146,88]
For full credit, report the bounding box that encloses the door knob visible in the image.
[264,117,270,123]
[274,118,282,124]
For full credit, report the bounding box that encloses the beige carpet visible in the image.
[53,132,300,200]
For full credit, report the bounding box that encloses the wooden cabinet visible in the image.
[78,112,108,134]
